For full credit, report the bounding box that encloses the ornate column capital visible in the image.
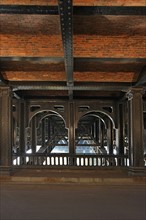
[126,87,145,101]
[0,87,12,97]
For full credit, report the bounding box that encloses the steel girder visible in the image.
[0,5,146,15]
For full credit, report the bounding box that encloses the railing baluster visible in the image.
[12,153,129,168]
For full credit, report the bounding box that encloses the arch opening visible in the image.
[75,111,116,156]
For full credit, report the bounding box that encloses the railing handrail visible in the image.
[12,153,128,158]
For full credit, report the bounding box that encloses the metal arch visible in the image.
[28,109,67,129]
[78,110,116,129]
[28,110,59,125]
[80,113,107,129]
[58,0,74,100]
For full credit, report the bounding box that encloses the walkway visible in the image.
[0,183,146,220]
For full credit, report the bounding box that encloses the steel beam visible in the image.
[58,0,74,99]
[0,5,145,16]
[12,84,130,91]
[74,58,146,64]
[74,6,146,16]
[1,57,146,64]
[0,57,64,63]
[0,5,58,14]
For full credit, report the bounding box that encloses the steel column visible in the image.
[69,102,75,164]
[127,89,144,167]
[0,87,12,173]
[18,100,27,164]
[107,120,113,155]
[31,116,37,154]
[41,119,45,149]
[118,103,125,155]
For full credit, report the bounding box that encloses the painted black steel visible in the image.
[74,6,146,16]
[12,84,130,91]
[74,58,146,64]
[1,57,146,63]
[0,5,58,14]
[58,0,74,99]
[0,56,64,62]
[0,5,145,15]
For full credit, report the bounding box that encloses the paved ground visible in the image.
[0,183,146,220]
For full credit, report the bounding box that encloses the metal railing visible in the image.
[12,153,129,167]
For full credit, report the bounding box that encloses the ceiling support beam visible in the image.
[0,5,58,14]
[74,6,146,16]
[0,57,64,63]
[74,58,146,64]
[12,84,131,92]
[1,57,146,64]
[0,5,146,16]
[58,0,74,100]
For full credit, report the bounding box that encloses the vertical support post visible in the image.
[41,118,45,149]
[127,88,145,175]
[31,116,36,154]
[107,120,113,155]
[0,87,12,174]
[19,100,26,165]
[95,120,98,143]
[118,103,125,155]
[69,102,75,165]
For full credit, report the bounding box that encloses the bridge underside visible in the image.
[0,1,146,176]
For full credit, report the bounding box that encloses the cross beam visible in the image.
[0,5,58,14]
[74,6,146,16]
[12,83,131,92]
[0,5,145,15]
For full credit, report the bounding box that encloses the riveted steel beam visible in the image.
[74,58,146,64]
[12,83,131,92]
[0,57,64,63]
[74,6,146,16]
[0,5,145,16]
[58,0,74,100]
[0,5,58,14]
[1,57,146,64]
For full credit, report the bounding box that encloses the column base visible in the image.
[0,166,12,176]
[128,167,146,176]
